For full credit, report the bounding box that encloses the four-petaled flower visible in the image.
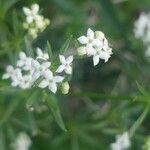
[38,70,64,93]
[23,4,40,23]
[17,52,33,71]
[31,60,51,80]
[56,55,73,74]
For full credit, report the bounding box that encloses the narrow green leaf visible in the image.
[60,35,73,54]
[46,41,53,61]
[136,81,148,96]
[129,106,149,137]
[46,94,66,131]
[24,37,34,57]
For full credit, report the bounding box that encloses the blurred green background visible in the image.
[0,0,150,149]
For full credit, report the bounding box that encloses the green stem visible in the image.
[129,106,149,137]
[69,92,149,103]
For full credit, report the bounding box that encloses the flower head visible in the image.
[31,59,51,80]
[77,28,112,66]
[38,70,64,93]
[56,55,73,74]
[23,3,50,38]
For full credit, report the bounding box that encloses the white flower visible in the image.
[14,132,31,150]
[78,28,112,66]
[23,4,39,23]
[19,75,33,89]
[36,47,49,60]
[38,70,64,93]
[56,55,73,74]
[31,60,51,80]
[17,52,33,71]
[23,3,50,38]
[111,132,130,150]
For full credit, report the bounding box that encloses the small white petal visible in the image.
[77,36,89,44]
[54,76,64,83]
[43,70,53,80]
[6,65,14,72]
[41,62,51,68]
[87,28,94,40]
[32,71,40,80]
[66,56,73,64]
[17,60,24,67]
[31,4,39,14]
[56,65,65,73]
[95,31,105,40]
[2,73,10,79]
[86,45,95,56]
[38,80,49,88]
[23,7,31,16]
[65,66,72,74]
[36,47,43,56]
[31,60,40,68]
[93,55,100,66]
[19,52,26,60]
[92,39,103,49]
[59,55,66,64]
[26,16,33,23]
[48,82,57,93]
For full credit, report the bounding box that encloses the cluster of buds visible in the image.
[23,4,50,38]
[110,132,130,150]
[134,12,150,58]
[2,48,73,94]
[77,28,112,66]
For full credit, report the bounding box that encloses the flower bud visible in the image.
[77,46,86,56]
[61,82,70,94]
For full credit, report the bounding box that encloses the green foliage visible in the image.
[0,0,150,150]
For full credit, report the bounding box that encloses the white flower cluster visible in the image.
[13,132,31,150]
[2,48,73,94]
[134,12,150,57]
[110,132,130,150]
[23,4,50,38]
[77,28,112,66]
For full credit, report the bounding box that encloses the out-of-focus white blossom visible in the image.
[36,47,49,60]
[134,12,150,43]
[110,132,130,150]
[17,52,33,71]
[38,70,64,93]
[77,28,112,66]
[13,132,31,150]
[134,12,150,58]
[56,55,73,74]
[23,3,50,38]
